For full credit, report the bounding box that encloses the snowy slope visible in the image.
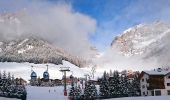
[0,60,91,81]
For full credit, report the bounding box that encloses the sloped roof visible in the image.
[143,69,170,76]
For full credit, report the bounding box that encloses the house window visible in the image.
[142,78,144,82]
[155,90,161,96]
[167,90,170,95]
[142,85,145,88]
[167,76,170,79]
[151,91,154,96]
[167,83,170,86]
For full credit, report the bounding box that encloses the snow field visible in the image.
[26,86,68,100]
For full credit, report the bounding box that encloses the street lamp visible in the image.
[84,74,90,81]
[70,74,74,87]
[60,67,70,96]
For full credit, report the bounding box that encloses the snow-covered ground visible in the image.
[0,97,19,100]
[106,96,170,100]
[26,86,68,100]
[0,86,170,100]
[0,86,68,100]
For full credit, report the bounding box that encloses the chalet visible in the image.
[140,68,170,96]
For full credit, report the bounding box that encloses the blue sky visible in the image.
[58,0,170,51]
[0,0,170,51]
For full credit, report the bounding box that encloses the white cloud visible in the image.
[0,2,96,58]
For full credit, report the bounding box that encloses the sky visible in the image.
[0,0,170,52]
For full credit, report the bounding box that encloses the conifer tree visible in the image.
[84,81,97,99]
[75,85,81,98]
[69,77,82,100]
[109,71,121,98]
[120,74,129,97]
[99,71,110,98]
[131,73,141,96]
[69,81,76,97]
[0,71,2,79]
[3,70,7,79]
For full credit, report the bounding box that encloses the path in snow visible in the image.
[106,96,170,100]
[0,97,19,100]
[26,86,68,100]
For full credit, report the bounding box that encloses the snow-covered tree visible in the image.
[69,84,82,99]
[84,81,97,99]
[0,71,2,79]
[7,72,11,80]
[0,71,27,100]
[2,71,7,79]
[109,71,121,98]
[119,74,129,97]
[130,72,141,96]
[99,71,110,98]
[109,70,113,77]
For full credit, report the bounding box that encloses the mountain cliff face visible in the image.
[111,21,170,66]
[0,37,85,67]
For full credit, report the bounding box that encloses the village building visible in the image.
[140,68,170,96]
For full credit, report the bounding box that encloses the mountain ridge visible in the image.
[0,37,86,67]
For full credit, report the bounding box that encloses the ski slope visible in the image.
[0,86,170,100]
[26,86,68,100]
[0,86,68,100]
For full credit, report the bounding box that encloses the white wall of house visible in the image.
[164,75,170,95]
[164,75,170,89]
[140,73,149,96]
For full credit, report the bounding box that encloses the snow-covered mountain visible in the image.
[111,21,170,66]
[0,12,93,67]
[0,37,86,67]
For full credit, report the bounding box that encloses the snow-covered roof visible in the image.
[143,68,170,76]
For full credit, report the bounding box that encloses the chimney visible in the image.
[157,68,162,72]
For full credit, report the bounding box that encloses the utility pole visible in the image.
[60,67,70,96]
[84,74,89,82]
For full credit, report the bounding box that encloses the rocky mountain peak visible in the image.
[111,21,170,57]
